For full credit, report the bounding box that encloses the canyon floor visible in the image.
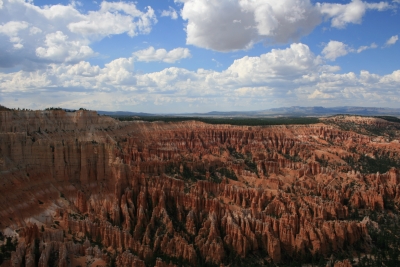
[1,109,400,267]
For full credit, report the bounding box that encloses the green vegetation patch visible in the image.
[182,165,206,182]
[113,116,320,126]
[218,167,238,181]
[0,236,18,264]
[166,163,238,184]
[343,154,400,174]
[0,105,11,111]
[374,116,400,124]
[325,115,400,139]
[227,147,245,159]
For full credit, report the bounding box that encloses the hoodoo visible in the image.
[1,109,400,266]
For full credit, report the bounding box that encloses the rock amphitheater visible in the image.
[1,109,400,266]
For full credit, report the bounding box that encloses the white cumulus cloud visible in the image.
[0,20,29,36]
[322,41,351,61]
[65,61,100,77]
[357,43,377,53]
[2,42,400,111]
[0,21,29,49]
[319,0,391,29]
[0,0,157,68]
[226,43,321,81]
[178,0,321,51]
[176,0,391,52]
[161,7,178,19]
[36,31,95,63]
[67,2,156,38]
[133,47,191,63]
[385,35,398,46]
[99,57,136,85]
[322,40,378,60]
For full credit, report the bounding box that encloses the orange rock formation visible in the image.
[1,110,400,266]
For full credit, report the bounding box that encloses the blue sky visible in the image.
[0,0,399,113]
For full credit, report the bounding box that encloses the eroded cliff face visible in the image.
[1,110,400,266]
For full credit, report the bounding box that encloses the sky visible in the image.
[0,0,399,113]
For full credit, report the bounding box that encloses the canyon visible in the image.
[1,109,400,266]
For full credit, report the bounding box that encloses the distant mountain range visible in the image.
[98,106,400,117]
